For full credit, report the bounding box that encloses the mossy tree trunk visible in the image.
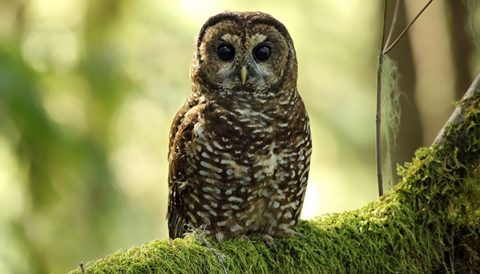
[71,74,480,273]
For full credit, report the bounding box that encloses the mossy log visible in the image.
[71,74,480,273]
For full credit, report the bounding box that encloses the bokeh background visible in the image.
[0,0,479,273]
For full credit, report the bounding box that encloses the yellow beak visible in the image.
[241,66,247,85]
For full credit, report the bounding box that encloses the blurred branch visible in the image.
[433,72,480,144]
[70,73,480,273]
[446,1,475,97]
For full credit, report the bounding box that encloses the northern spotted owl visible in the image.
[167,11,312,241]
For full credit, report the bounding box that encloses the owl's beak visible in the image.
[240,66,247,85]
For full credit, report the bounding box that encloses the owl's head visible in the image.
[191,11,297,95]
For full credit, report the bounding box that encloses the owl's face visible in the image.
[191,12,297,94]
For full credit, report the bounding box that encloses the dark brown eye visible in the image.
[253,44,271,61]
[217,44,235,61]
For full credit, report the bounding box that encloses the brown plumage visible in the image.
[167,11,312,241]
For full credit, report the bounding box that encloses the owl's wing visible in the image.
[167,104,203,239]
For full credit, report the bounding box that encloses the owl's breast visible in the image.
[187,101,278,179]
[203,99,277,141]
[187,94,308,175]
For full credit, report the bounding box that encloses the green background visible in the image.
[0,0,478,273]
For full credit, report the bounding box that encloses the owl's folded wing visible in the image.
[167,104,204,239]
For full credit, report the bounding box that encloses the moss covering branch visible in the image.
[70,74,480,273]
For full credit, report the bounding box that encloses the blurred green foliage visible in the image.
[0,0,477,273]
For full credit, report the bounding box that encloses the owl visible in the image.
[167,11,312,241]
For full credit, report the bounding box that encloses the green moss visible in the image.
[70,91,480,273]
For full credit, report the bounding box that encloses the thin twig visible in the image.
[376,0,389,196]
[383,0,435,54]
[385,0,400,49]
[80,262,86,274]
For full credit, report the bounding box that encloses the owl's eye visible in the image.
[217,44,235,61]
[253,44,271,61]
